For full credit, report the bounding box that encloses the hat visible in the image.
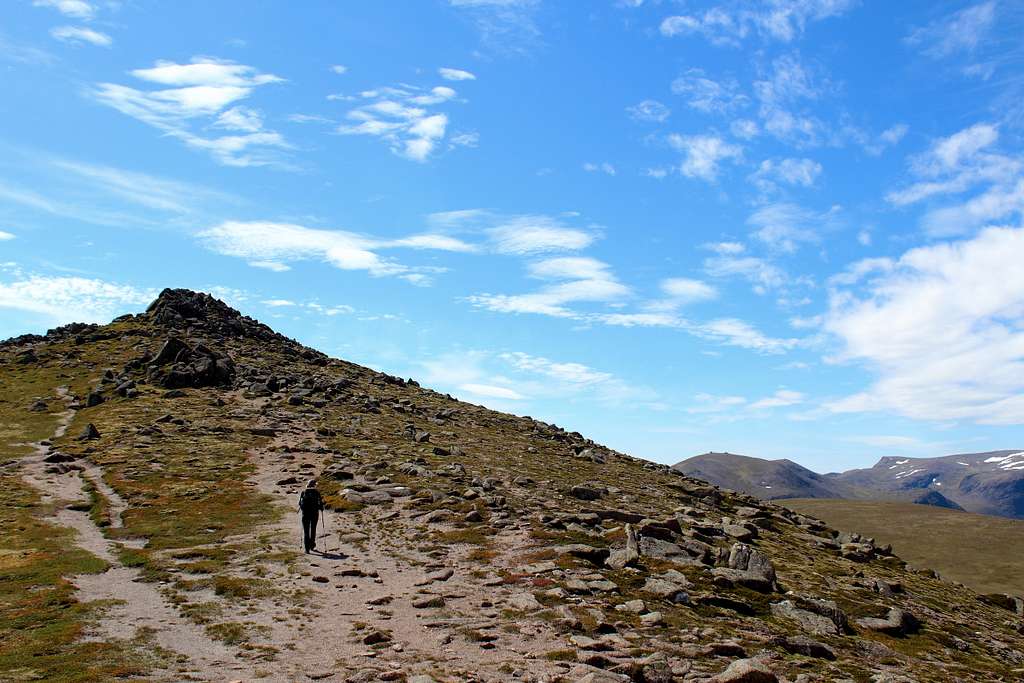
[307,479,317,488]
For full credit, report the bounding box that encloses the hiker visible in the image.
[298,479,325,553]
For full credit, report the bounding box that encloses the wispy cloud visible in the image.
[0,269,155,323]
[627,99,671,122]
[199,220,475,285]
[449,0,541,55]
[487,215,595,255]
[33,0,94,19]
[886,122,1024,236]
[335,82,465,162]
[583,162,616,176]
[668,134,743,181]
[50,25,111,47]
[824,225,1024,425]
[469,256,629,317]
[92,57,290,167]
[747,202,839,252]
[659,1,856,46]
[439,67,476,81]
[671,70,748,113]
[750,157,822,192]
[905,1,996,59]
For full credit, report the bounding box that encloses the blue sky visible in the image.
[2,0,1023,471]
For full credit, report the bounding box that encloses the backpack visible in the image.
[299,488,322,513]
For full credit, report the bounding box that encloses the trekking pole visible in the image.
[321,509,329,551]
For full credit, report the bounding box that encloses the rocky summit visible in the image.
[2,289,1023,682]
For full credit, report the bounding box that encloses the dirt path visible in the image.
[17,388,258,682]
[16,389,604,681]
[222,408,582,681]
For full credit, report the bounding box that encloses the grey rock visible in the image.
[712,658,778,683]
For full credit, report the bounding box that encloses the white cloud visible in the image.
[501,351,613,386]
[747,202,836,252]
[695,318,799,353]
[439,67,476,81]
[248,260,291,272]
[879,123,909,146]
[93,57,288,167]
[688,393,748,414]
[214,106,264,133]
[0,272,154,323]
[199,220,475,284]
[753,52,829,146]
[731,119,760,139]
[660,277,717,304]
[488,216,595,254]
[330,64,348,74]
[0,231,14,241]
[825,225,1024,425]
[705,254,787,292]
[857,229,872,246]
[751,157,822,192]
[906,1,996,59]
[33,0,94,19]
[336,83,463,162]
[671,70,747,113]
[659,1,855,46]
[705,241,746,255]
[668,134,742,181]
[750,388,804,409]
[469,255,629,317]
[886,122,1023,236]
[50,26,111,47]
[459,383,526,400]
[261,299,296,307]
[583,162,616,176]
[627,99,671,122]
[449,0,540,55]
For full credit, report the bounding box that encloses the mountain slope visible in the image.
[783,499,1024,596]
[2,289,1023,682]
[830,452,1024,518]
[676,451,1024,519]
[674,452,857,500]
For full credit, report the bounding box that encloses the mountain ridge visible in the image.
[675,450,1024,519]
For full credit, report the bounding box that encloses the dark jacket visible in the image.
[299,488,324,515]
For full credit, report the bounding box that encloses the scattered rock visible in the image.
[857,608,920,636]
[78,423,100,440]
[570,485,606,501]
[712,658,778,683]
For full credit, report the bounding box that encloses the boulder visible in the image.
[777,635,836,660]
[712,658,778,683]
[713,543,777,592]
[605,523,640,569]
[857,608,920,636]
[78,423,100,440]
[771,597,850,636]
[570,485,606,501]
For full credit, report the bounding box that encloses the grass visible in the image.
[0,473,151,682]
[783,498,1024,596]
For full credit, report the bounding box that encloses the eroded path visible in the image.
[197,400,580,681]
[17,388,258,682]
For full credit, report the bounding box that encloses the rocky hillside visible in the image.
[2,289,1024,682]
[673,453,856,501]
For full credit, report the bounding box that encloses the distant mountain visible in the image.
[675,450,1024,519]
[674,452,856,500]
[829,451,1024,519]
